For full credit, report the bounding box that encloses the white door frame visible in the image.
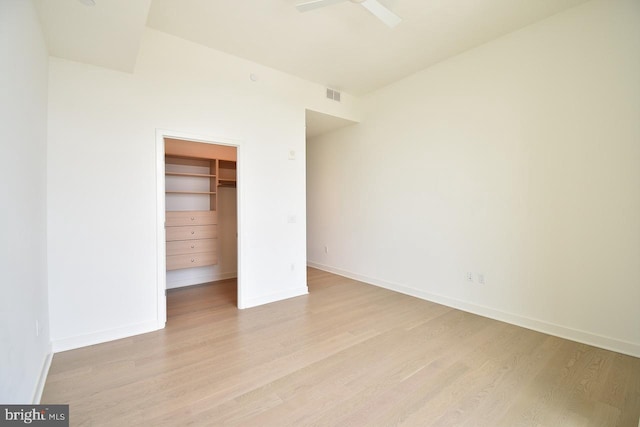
[155,129,244,326]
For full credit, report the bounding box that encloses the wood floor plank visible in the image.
[41,268,640,426]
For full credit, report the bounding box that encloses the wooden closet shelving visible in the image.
[165,171,216,178]
[164,138,236,272]
[217,160,237,188]
[165,190,217,195]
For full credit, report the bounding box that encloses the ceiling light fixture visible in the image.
[296,0,402,28]
[78,0,96,6]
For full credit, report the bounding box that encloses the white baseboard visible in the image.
[51,320,162,353]
[166,271,237,289]
[241,286,308,309]
[308,261,640,358]
[32,349,52,404]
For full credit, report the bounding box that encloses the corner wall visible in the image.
[307,0,640,356]
[0,0,51,402]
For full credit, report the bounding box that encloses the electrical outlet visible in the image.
[466,272,473,282]
[324,245,328,254]
[35,320,40,337]
[291,263,295,271]
[478,274,485,285]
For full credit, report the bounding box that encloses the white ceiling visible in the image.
[146,0,589,95]
[305,109,358,139]
[34,0,590,135]
[34,0,151,73]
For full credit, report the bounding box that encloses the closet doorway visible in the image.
[156,131,241,326]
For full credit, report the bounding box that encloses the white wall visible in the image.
[47,28,361,351]
[0,0,51,402]
[307,0,640,356]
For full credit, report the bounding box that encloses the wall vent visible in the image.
[326,88,341,102]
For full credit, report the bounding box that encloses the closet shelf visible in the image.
[166,190,217,195]
[165,172,216,178]
[218,178,236,188]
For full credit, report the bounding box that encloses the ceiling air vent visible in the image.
[326,88,341,102]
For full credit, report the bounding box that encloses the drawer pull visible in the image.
[190,217,195,220]
[191,258,195,263]
[190,245,195,249]
[191,231,195,235]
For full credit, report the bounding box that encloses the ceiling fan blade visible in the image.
[296,0,348,13]
[360,0,402,28]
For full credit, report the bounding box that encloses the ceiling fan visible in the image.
[296,0,402,28]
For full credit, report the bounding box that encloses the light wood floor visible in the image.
[43,268,640,426]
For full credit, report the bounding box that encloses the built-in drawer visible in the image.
[166,238,217,256]
[166,210,217,227]
[166,225,217,241]
[166,252,218,270]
